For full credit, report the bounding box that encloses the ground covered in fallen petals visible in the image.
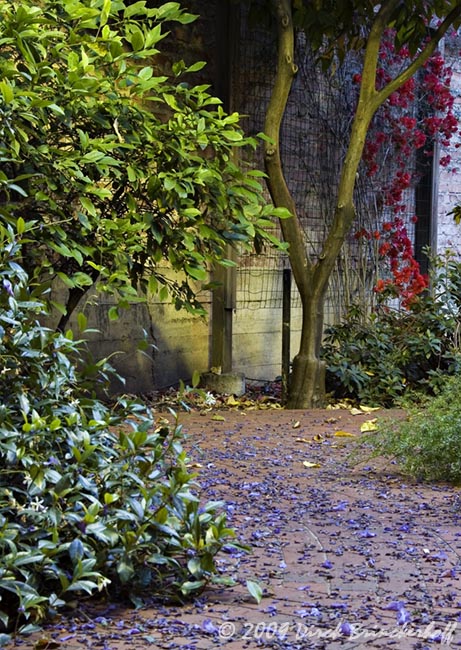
[12,407,461,650]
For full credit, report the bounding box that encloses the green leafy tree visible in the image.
[260,0,461,407]
[0,0,286,330]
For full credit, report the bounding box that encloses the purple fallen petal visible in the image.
[202,619,218,634]
[359,529,376,538]
[294,609,309,618]
[340,621,352,636]
[441,568,457,578]
[322,560,333,569]
[385,601,406,611]
[428,551,448,561]
[397,607,411,625]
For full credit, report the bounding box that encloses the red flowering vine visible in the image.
[353,29,458,308]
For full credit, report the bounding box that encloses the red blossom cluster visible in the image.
[352,30,458,308]
[374,217,428,308]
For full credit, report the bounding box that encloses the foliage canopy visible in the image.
[0,0,286,327]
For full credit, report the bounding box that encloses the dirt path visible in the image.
[13,408,461,649]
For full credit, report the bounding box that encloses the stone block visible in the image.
[200,372,246,396]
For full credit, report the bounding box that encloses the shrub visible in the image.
[0,0,287,328]
[322,252,461,406]
[352,374,461,484]
[0,226,243,637]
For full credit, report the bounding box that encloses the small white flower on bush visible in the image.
[204,391,217,406]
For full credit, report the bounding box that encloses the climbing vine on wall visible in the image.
[354,29,459,308]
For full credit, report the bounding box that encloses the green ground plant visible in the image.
[0,224,244,639]
[352,374,461,484]
[322,252,461,406]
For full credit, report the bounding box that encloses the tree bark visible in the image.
[264,0,326,408]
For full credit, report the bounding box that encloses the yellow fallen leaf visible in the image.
[226,395,240,406]
[211,415,226,422]
[334,430,358,438]
[360,419,378,432]
[295,437,310,443]
[336,400,354,409]
[34,640,61,650]
[303,461,321,468]
[292,420,301,429]
[349,407,363,416]
[359,405,380,413]
[313,433,324,442]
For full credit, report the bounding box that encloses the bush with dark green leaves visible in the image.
[322,253,461,406]
[353,374,461,484]
[0,226,243,638]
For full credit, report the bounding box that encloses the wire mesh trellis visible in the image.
[230,3,435,323]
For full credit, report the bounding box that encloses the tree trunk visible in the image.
[288,290,326,408]
[264,0,460,408]
[264,0,327,408]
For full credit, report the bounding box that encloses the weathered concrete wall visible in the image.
[232,303,302,381]
[65,291,211,394]
[59,267,302,394]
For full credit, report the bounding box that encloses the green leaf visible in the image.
[117,558,135,583]
[108,306,119,320]
[129,27,145,51]
[82,151,106,163]
[47,103,65,115]
[221,130,243,142]
[124,1,147,18]
[186,61,206,73]
[100,0,111,26]
[0,80,13,103]
[187,557,203,577]
[77,312,88,332]
[180,580,205,595]
[16,217,26,235]
[66,580,99,594]
[246,580,263,604]
[185,264,207,281]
